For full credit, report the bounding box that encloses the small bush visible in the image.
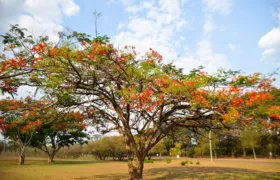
[184,160,188,164]
[72,154,80,159]
[196,161,200,165]
[189,161,193,164]
[165,158,172,164]
[144,159,154,163]
[180,161,185,166]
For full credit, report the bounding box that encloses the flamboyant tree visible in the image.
[0,97,44,165]
[1,25,280,179]
[30,109,88,163]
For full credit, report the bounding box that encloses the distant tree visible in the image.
[163,136,175,156]
[218,130,241,157]
[110,136,126,161]
[89,136,126,160]
[240,127,261,159]
[147,140,165,159]
[170,143,182,157]
[30,109,88,163]
[194,135,209,158]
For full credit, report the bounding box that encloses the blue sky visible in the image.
[1,0,280,79]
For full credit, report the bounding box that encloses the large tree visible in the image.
[1,25,279,179]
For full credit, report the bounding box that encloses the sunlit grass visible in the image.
[0,157,280,180]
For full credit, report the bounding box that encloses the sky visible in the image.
[0,0,280,80]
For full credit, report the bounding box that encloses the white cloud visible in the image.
[125,5,141,14]
[228,43,236,51]
[202,0,232,15]
[117,23,124,30]
[180,36,185,40]
[114,0,189,63]
[114,0,229,74]
[258,27,280,61]
[203,14,215,36]
[61,0,80,16]
[176,40,230,73]
[18,15,63,42]
[0,0,80,42]
[258,28,280,49]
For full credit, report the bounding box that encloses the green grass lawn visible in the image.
[0,157,280,179]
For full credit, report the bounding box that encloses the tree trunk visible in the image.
[252,146,257,160]
[242,147,246,157]
[214,149,217,159]
[18,148,26,165]
[127,152,144,180]
[231,150,235,158]
[48,153,55,163]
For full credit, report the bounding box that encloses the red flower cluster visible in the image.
[73,112,84,121]
[0,56,27,72]
[32,42,47,54]
[21,119,42,133]
[245,92,273,106]
[268,106,280,120]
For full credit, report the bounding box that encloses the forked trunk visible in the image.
[18,154,25,165]
[48,153,55,163]
[18,148,25,165]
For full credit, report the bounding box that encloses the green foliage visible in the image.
[189,161,193,164]
[196,161,200,165]
[87,136,126,161]
[144,159,154,163]
[180,161,185,166]
[165,158,172,164]
[170,143,182,156]
[147,140,166,159]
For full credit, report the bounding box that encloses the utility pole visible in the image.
[209,128,213,161]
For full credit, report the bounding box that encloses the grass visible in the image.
[0,156,280,179]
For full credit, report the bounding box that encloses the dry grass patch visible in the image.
[0,157,280,179]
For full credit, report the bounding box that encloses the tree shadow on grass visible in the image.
[92,166,280,180]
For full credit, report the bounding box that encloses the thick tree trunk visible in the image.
[252,146,257,160]
[127,152,144,180]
